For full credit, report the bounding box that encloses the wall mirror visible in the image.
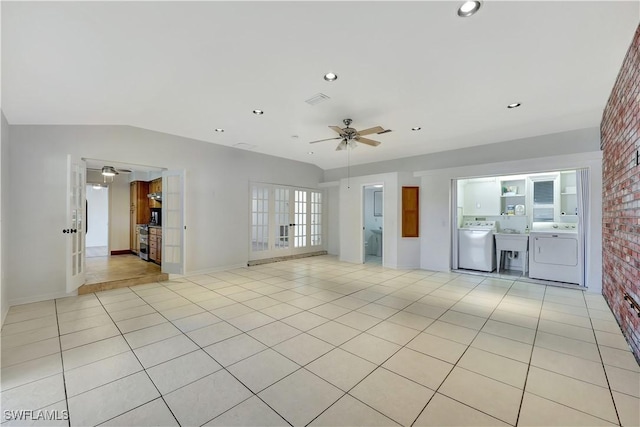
[374,191,383,216]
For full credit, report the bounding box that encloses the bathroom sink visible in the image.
[371,229,382,235]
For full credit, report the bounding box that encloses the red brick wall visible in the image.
[601,24,640,361]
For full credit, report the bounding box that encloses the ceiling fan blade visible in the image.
[309,137,342,144]
[355,136,381,147]
[357,126,384,136]
[377,129,392,134]
[329,126,345,135]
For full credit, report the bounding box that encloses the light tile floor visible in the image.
[1,255,639,427]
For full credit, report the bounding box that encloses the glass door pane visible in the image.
[251,185,270,252]
[274,188,290,250]
[310,191,322,246]
[294,190,307,248]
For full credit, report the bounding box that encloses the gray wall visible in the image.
[323,127,600,182]
[6,124,323,305]
[1,112,9,322]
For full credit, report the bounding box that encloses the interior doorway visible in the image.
[86,184,109,257]
[82,160,170,291]
[363,184,383,264]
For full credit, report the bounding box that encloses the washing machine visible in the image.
[529,222,582,285]
[458,221,497,272]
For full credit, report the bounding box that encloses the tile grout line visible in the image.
[92,286,182,427]
[409,276,521,427]
[6,258,635,427]
[53,299,72,427]
[513,282,547,426]
[126,283,297,427]
[583,291,623,427]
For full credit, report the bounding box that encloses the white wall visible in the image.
[1,112,9,323]
[87,170,130,252]
[324,184,340,255]
[85,185,109,247]
[323,127,600,181]
[417,151,603,292]
[338,173,420,268]
[109,175,130,251]
[6,124,324,305]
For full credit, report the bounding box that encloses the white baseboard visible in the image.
[1,304,8,327]
[8,290,77,308]
[181,263,247,277]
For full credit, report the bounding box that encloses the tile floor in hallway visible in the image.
[1,255,639,427]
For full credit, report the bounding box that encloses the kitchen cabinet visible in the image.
[149,226,162,264]
[149,178,162,208]
[130,181,150,253]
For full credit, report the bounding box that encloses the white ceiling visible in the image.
[2,1,638,170]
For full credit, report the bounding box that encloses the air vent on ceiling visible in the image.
[305,93,331,106]
[232,143,257,150]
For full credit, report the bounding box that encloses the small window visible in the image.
[533,181,554,204]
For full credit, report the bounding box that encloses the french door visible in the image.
[250,183,324,261]
[162,170,185,275]
[66,155,86,293]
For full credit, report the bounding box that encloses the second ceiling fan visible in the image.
[309,118,391,151]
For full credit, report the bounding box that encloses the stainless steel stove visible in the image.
[138,225,149,261]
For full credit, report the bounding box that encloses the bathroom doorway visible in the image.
[363,184,383,264]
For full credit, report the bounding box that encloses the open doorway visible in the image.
[363,185,383,264]
[82,160,169,291]
[86,184,109,257]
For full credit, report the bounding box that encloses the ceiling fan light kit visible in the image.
[101,166,117,177]
[308,118,391,151]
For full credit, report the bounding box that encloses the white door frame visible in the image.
[361,183,384,264]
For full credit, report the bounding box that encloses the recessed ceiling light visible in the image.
[411,127,422,131]
[507,103,521,109]
[457,1,481,17]
[324,72,338,82]
[253,109,264,115]
[214,128,224,132]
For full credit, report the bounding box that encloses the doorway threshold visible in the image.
[80,254,168,295]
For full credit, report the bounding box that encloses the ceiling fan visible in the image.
[309,118,391,151]
[87,166,132,176]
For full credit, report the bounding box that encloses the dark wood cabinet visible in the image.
[149,178,162,208]
[130,181,150,253]
[402,186,420,238]
[149,226,162,264]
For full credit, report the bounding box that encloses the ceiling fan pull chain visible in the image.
[347,146,351,189]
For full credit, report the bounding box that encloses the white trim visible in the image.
[9,290,77,307]
[414,151,603,178]
[183,263,247,277]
